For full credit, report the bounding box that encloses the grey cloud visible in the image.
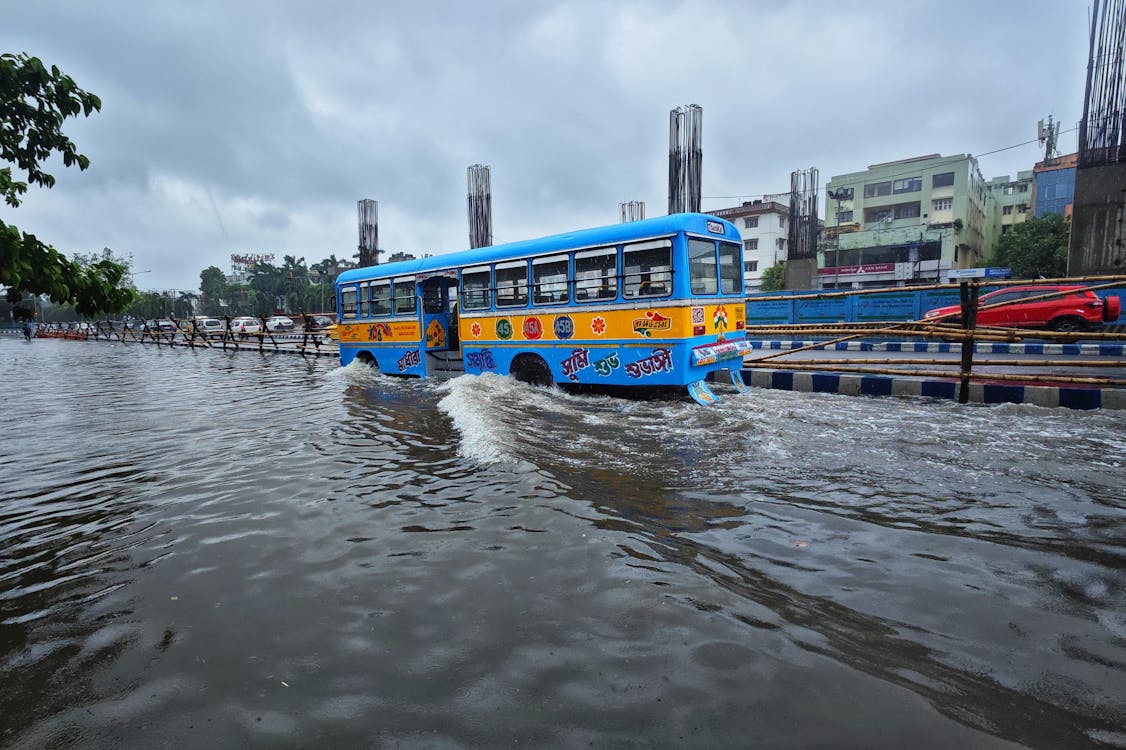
[3,0,1092,290]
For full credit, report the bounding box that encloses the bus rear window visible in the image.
[341,287,358,319]
[532,255,569,305]
[370,281,391,316]
[461,267,491,310]
[574,247,617,302]
[393,278,416,315]
[495,261,528,308]
[623,240,672,298]
[689,239,717,294]
[719,242,742,294]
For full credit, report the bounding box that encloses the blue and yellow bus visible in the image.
[334,213,751,404]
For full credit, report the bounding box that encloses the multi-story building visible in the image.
[709,197,789,291]
[820,154,991,288]
[1032,152,1077,218]
[986,171,1033,238]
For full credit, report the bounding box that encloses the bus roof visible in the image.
[336,212,740,285]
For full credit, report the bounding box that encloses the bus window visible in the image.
[393,277,416,315]
[719,242,742,294]
[532,255,569,305]
[495,260,528,308]
[341,286,358,319]
[462,266,491,310]
[688,239,718,295]
[623,240,672,298]
[358,282,369,316]
[574,247,617,302]
[370,281,391,316]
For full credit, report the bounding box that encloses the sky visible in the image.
[5,0,1091,292]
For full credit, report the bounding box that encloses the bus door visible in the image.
[419,274,458,352]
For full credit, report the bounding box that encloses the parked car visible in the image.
[924,284,1121,332]
[265,315,295,332]
[308,315,334,330]
[153,319,176,332]
[231,317,262,338]
[192,317,225,336]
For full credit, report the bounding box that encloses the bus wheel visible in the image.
[356,351,379,368]
[510,354,553,386]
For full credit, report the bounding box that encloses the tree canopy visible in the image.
[990,214,1069,279]
[759,263,786,292]
[1,52,134,318]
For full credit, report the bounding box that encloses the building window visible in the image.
[932,172,955,187]
[865,207,893,223]
[838,210,853,223]
[893,202,920,219]
[744,217,758,228]
[779,216,786,228]
[893,177,922,194]
[776,238,785,250]
[1001,225,1011,234]
[745,260,758,273]
[932,198,952,211]
[1018,204,1028,213]
[1003,205,1013,215]
[864,181,892,198]
[744,238,758,251]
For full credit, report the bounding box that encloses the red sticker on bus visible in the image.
[522,317,543,340]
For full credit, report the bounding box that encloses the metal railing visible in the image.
[743,276,1126,403]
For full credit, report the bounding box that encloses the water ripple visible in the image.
[0,338,1122,748]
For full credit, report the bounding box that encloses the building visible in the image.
[820,154,991,289]
[1032,152,1077,218]
[985,170,1033,237]
[709,197,789,291]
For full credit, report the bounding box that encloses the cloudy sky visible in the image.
[6,0,1090,291]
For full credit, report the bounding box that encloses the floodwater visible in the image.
[1,336,1123,749]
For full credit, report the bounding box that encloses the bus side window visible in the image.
[358,282,369,317]
[495,261,528,308]
[393,277,416,315]
[623,240,672,298]
[574,247,617,302]
[370,281,391,316]
[461,267,491,310]
[341,287,358,319]
[532,255,569,305]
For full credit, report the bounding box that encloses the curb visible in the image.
[747,339,1126,357]
[741,368,1125,410]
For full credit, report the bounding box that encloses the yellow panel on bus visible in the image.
[336,320,421,343]
[459,303,744,343]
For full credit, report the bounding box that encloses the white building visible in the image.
[709,199,789,291]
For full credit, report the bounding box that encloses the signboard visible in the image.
[947,267,1012,280]
[817,263,895,276]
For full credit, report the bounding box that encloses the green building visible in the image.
[821,153,992,289]
[985,170,1033,239]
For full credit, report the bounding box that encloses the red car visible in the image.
[924,284,1121,332]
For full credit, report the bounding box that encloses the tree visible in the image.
[199,266,231,315]
[760,263,786,291]
[990,214,1069,279]
[1,52,134,317]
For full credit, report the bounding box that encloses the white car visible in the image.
[265,315,295,332]
[231,317,262,337]
[193,318,225,336]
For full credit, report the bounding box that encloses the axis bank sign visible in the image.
[817,263,896,276]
